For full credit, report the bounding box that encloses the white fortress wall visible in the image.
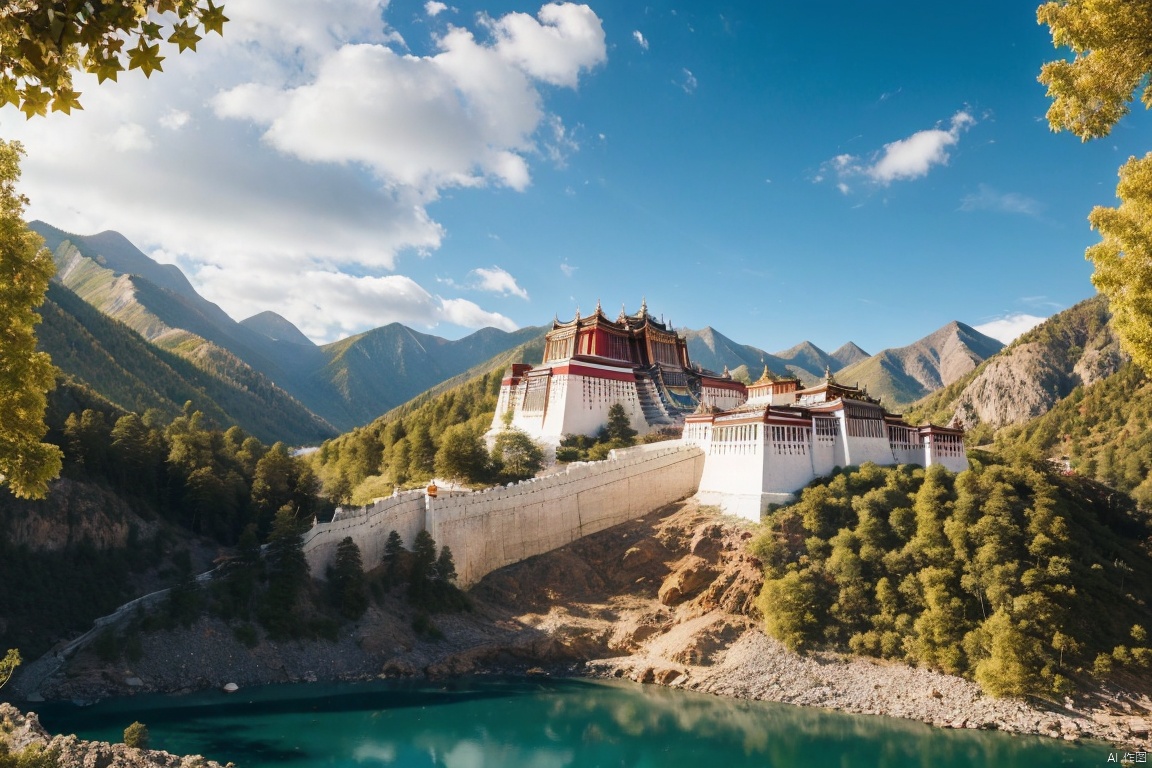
[810,414,844,477]
[429,442,704,586]
[558,369,644,439]
[302,443,705,588]
[925,434,970,473]
[303,493,427,578]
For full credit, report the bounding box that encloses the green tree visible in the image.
[492,428,544,482]
[410,530,437,585]
[0,140,62,499]
[259,505,310,637]
[328,537,368,620]
[0,648,20,689]
[1038,2,1152,372]
[1084,154,1152,373]
[1,0,228,118]
[382,529,405,586]
[435,545,457,584]
[604,402,637,445]
[123,721,149,750]
[434,424,487,484]
[1038,0,1152,141]
[758,569,826,651]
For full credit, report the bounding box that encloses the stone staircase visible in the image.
[635,372,676,427]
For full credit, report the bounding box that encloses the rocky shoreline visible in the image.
[0,703,229,768]
[13,501,1152,754]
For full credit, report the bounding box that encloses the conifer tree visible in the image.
[382,530,405,586]
[604,402,637,445]
[260,506,310,637]
[435,546,458,584]
[328,537,368,620]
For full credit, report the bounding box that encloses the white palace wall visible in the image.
[302,493,428,579]
[302,442,705,587]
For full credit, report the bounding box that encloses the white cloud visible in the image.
[199,268,517,342]
[974,313,1047,344]
[472,266,529,299]
[425,1,448,16]
[632,30,649,50]
[960,184,1042,216]
[821,110,975,191]
[440,298,519,331]
[560,261,576,277]
[159,109,190,130]
[215,4,605,194]
[5,2,604,342]
[110,123,153,153]
[486,3,607,88]
[679,68,697,94]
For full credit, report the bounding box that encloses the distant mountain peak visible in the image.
[240,311,316,347]
[831,342,870,367]
[833,321,1005,410]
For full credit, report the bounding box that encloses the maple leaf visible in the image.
[86,55,124,83]
[127,40,164,77]
[167,21,202,53]
[19,86,51,119]
[199,2,228,36]
[51,87,84,114]
[0,78,19,109]
[140,20,162,40]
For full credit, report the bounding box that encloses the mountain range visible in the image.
[32,222,1008,442]
[680,323,1001,411]
[32,222,545,442]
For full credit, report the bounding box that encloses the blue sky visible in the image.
[5,0,1149,354]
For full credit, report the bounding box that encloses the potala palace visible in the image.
[490,301,969,520]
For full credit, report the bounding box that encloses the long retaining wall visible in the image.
[302,442,705,587]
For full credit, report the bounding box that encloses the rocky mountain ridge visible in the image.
[910,295,1122,433]
[32,221,545,440]
[834,320,1004,410]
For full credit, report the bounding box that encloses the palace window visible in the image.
[522,376,548,414]
[814,417,838,442]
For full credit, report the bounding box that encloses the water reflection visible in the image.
[37,677,1100,768]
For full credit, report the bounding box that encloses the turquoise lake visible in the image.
[36,677,1115,767]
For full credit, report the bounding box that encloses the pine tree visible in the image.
[123,722,150,750]
[260,505,310,637]
[435,546,458,584]
[328,537,368,620]
[604,402,637,445]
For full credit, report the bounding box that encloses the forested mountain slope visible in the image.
[37,282,331,443]
[30,221,545,436]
